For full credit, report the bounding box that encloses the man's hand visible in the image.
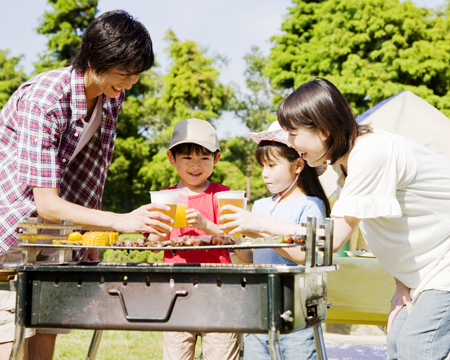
[387,278,413,333]
[114,203,174,236]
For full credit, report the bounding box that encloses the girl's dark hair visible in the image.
[72,10,154,74]
[170,143,220,159]
[278,78,371,164]
[256,141,331,217]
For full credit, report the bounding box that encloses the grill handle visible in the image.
[109,289,188,322]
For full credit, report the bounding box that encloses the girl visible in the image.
[233,120,330,360]
[221,78,450,360]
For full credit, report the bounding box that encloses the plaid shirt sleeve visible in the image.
[16,100,60,188]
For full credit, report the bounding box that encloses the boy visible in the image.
[150,118,240,360]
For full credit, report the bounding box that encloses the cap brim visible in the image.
[169,140,219,152]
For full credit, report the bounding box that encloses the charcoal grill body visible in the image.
[10,217,336,360]
[15,264,334,333]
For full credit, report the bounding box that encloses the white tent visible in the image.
[320,90,450,198]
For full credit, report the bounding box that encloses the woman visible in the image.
[220,78,450,360]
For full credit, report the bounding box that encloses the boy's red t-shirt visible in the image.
[163,182,232,264]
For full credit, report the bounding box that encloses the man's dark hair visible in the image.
[72,10,154,74]
[170,143,220,159]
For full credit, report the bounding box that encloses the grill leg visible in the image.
[239,333,244,360]
[313,324,328,360]
[268,330,283,360]
[86,330,103,360]
[267,274,283,360]
[9,324,26,360]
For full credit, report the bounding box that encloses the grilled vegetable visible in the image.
[82,232,109,246]
[107,232,119,245]
[251,235,284,244]
[68,231,82,242]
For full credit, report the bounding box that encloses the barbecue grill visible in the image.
[7,217,337,360]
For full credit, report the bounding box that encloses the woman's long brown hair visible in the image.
[255,141,331,217]
[278,78,371,164]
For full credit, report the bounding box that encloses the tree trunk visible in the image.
[246,137,252,210]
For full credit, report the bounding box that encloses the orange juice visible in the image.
[150,190,179,231]
[173,204,188,228]
[218,198,244,234]
[154,204,177,231]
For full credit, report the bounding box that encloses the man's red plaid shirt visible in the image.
[0,67,124,258]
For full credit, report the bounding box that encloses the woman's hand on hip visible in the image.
[387,278,413,333]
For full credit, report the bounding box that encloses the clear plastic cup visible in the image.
[149,191,179,230]
[216,190,246,235]
[168,188,189,228]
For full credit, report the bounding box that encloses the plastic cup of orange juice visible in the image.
[149,191,179,230]
[170,188,189,228]
[216,190,245,236]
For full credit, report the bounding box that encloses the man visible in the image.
[0,10,172,360]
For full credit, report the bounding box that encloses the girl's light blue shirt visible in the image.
[251,194,326,265]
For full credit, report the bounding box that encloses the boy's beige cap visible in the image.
[169,118,220,152]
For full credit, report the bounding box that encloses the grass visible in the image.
[54,330,203,359]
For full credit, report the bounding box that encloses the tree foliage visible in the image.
[102,70,163,212]
[218,136,270,204]
[235,47,281,132]
[265,0,450,116]
[34,0,98,74]
[231,47,286,202]
[137,31,235,201]
[151,29,234,147]
[0,50,27,110]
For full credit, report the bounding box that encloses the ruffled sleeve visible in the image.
[331,134,409,219]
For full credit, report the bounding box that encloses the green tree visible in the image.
[265,0,450,116]
[34,0,98,74]
[102,70,163,212]
[150,30,234,146]
[217,136,268,206]
[138,30,234,194]
[232,47,285,203]
[0,50,27,110]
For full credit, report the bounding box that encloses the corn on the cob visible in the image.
[82,231,109,246]
[107,232,119,245]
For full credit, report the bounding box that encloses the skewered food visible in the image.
[112,237,161,247]
[52,240,82,245]
[250,234,305,245]
[111,234,238,248]
[50,234,305,248]
[285,234,305,244]
[170,234,236,247]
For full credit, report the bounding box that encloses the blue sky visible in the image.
[0,0,446,138]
